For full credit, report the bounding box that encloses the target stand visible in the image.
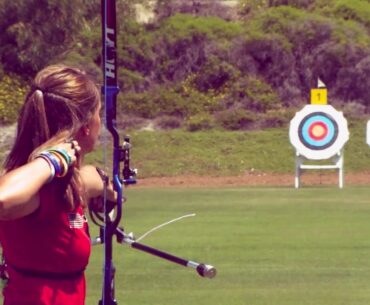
[289,105,349,188]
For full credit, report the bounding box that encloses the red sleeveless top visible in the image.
[0,186,91,305]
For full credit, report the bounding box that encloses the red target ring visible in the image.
[308,121,328,141]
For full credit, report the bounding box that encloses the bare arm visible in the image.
[0,158,51,220]
[0,141,79,220]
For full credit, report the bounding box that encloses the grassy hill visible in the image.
[2,1,370,129]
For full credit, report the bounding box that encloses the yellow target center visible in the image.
[312,125,326,138]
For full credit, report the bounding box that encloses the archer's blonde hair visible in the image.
[4,64,101,210]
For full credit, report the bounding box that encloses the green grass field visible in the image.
[3,123,370,304]
[85,186,370,305]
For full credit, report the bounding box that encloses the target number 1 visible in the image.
[310,89,327,105]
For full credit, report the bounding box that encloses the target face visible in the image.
[290,105,349,160]
[298,112,338,150]
[366,120,370,147]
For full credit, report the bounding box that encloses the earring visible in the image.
[83,126,90,136]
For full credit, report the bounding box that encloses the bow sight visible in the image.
[121,136,137,185]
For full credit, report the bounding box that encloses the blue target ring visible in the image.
[298,112,338,150]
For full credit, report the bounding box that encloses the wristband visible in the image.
[35,155,56,183]
[38,151,63,177]
[49,151,69,177]
[49,148,72,166]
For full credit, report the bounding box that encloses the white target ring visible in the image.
[289,105,349,160]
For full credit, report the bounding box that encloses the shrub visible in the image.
[269,0,315,9]
[244,77,281,112]
[216,108,256,130]
[333,0,370,28]
[156,115,183,130]
[330,100,367,120]
[158,13,243,42]
[230,33,295,89]
[121,91,160,118]
[226,76,281,112]
[259,109,296,128]
[237,0,270,18]
[153,34,207,83]
[192,56,240,93]
[121,84,221,119]
[324,46,369,104]
[0,74,27,124]
[0,0,85,76]
[119,19,156,77]
[185,113,214,131]
[154,0,236,21]
[116,114,149,130]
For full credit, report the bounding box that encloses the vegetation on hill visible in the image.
[0,0,370,130]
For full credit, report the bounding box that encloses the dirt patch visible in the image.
[132,172,370,188]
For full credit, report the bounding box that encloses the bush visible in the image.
[0,0,85,76]
[238,0,270,18]
[121,80,224,119]
[155,115,183,129]
[153,34,208,83]
[130,87,191,118]
[333,0,370,28]
[116,114,149,130]
[119,19,156,79]
[0,74,27,124]
[226,76,281,112]
[192,56,240,93]
[244,77,281,112]
[186,113,214,131]
[259,109,296,128]
[216,108,256,130]
[230,33,295,89]
[270,0,315,9]
[154,0,236,21]
[158,14,243,42]
[331,100,367,120]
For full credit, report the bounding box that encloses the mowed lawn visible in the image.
[85,186,370,305]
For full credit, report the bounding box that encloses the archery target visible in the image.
[290,105,349,160]
[366,120,370,147]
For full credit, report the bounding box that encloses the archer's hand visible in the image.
[89,196,116,214]
[80,165,120,208]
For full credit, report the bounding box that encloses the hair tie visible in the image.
[35,89,43,97]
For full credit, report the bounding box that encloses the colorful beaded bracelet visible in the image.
[35,148,73,181]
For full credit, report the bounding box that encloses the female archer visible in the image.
[0,64,115,305]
